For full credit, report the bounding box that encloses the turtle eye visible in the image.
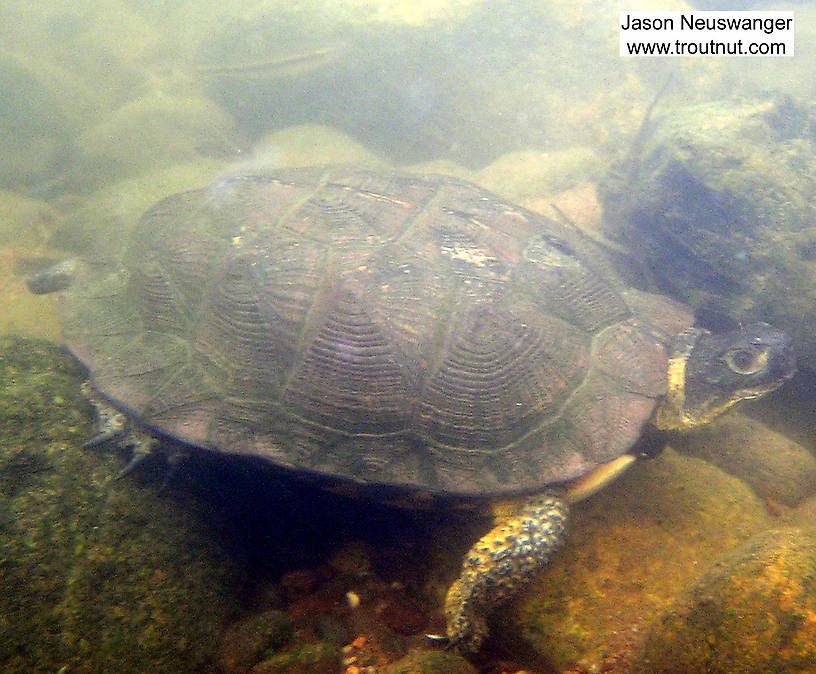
[725,347,767,375]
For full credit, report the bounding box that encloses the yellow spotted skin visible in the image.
[444,493,568,652]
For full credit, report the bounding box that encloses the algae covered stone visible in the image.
[673,412,816,508]
[381,648,477,674]
[0,336,243,673]
[634,528,816,673]
[601,98,816,370]
[76,91,240,184]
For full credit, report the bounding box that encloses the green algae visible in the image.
[218,609,294,670]
[0,335,87,451]
[252,641,339,674]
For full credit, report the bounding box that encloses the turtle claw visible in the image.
[115,432,159,478]
[80,382,126,449]
[424,632,449,645]
[156,450,188,494]
[80,381,167,482]
[83,427,126,449]
[115,446,152,480]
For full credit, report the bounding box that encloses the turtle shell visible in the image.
[62,167,693,497]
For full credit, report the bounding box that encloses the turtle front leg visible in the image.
[443,455,637,651]
[444,492,569,652]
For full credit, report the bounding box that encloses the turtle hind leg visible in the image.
[80,382,127,448]
[444,492,568,653]
[79,380,186,484]
[115,434,156,479]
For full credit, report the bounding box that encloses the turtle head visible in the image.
[26,259,79,295]
[655,322,796,430]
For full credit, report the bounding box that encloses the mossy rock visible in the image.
[475,147,600,203]
[217,610,293,673]
[0,54,72,187]
[250,641,339,674]
[241,124,390,171]
[0,336,88,451]
[0,336,243,673]
[76,90,239,186]
[381,648,477,674]
[600,98,816,369]
[633,528,816,673]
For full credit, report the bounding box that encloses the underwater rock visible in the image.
[474,147,601,204]
[633,527,816,672]
[672,412,816,508]
[0,3,161,191]
[0,54,73,188]
[519,181,605,235]
[250,641,339,674]
[786,493,816,527]
[0,336,243,673]
[600,97,816,370]
[218,610,294,674]
[75,90,240,186]
[507,447,772,672]
[45,160,224,256]
[234,124,389,172]
[380,648,477,674]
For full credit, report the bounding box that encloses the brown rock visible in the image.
[510,447,772,672]
[381,648,477,674]
[673,412,816,507]
[218,610,293,674]
[250,640,339,674]
[280,568,319,602]
[634,528,816,672]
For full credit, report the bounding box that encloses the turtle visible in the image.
[28,166,796,653]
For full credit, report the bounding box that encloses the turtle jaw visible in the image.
[655,322,796,431]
